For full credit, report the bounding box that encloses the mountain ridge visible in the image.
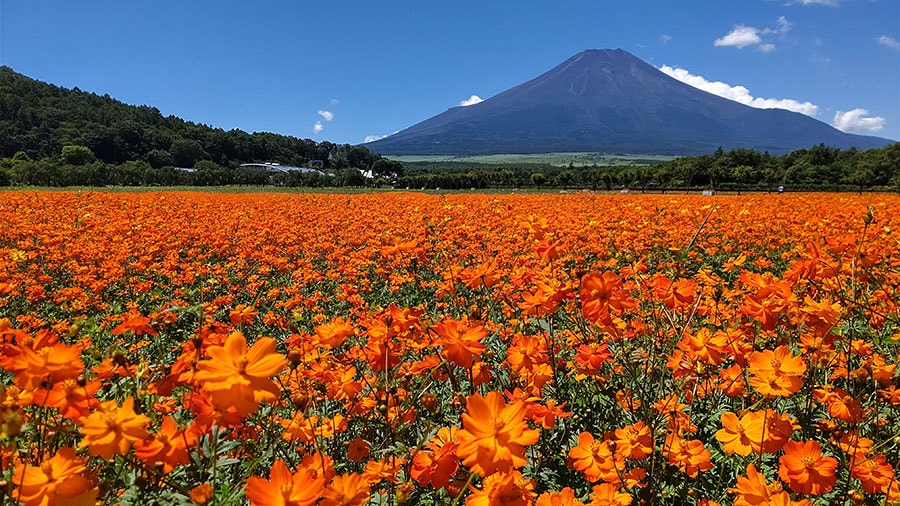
[364,49,893,156]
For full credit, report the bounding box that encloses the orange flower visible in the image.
[587,483,632,506]
[456,391,540,476]
[320,473,371,506]
[78,396,150,459]
[612,421,653,460]
[747,346,807,397]
[715,411,764,456]
[134,415,195,472]
[568,432,618,483]
[663,434,713,478]
[11,447,98,506]
[777,440,838,495]
[411,427,459,490]
[730,463,781,506]
[535,488,586,506]
[194,331,287,416]
[850,454,894,494]
[229,304,258,326]
[430,316,487,368]
[580,271,630,324]
[347,436,370,463]
[466,470,535,506]
[245,459,325,506]
[190,483,213,504]
[10,341,84,391]
[314,317,355,347]
[41,377,100,420]
[111,311,158,336]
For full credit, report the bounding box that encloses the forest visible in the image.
[397,143,900,191]
[1,65,898,190]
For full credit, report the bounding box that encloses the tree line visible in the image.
[396,143,900,191]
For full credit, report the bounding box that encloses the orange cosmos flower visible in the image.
[111,311,158,336]
[747,346,807,397]
[229,304,258,326]
[851,454,895,494]
[320,473,371,506]
[78,396,150,459]
[587,483,633,506]
[456,391,540,476]
[612,421,653,461]
[663,434,713,478]
[715,411,764,456]
[535,487,586,506]
[134,415,196,472]
[411,427,459,489]
[314,317,355,347]
[572,342,613,379]
[568,432,618,483]
[190,483,213,504]
[245,459,325,506]
[194,331,287,416]
[430,316,487,368]
[580,271,630,324]
[10,341,84,391]
[346,436,370,463]
[777,440,838,495]
[466,470,535,506]
[730,463,784,506]
[11,447,98,506]
[41,377,100,420]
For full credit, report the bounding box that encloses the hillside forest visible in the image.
[1,66,898,190]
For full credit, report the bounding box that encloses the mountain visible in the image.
[363,49,894,156]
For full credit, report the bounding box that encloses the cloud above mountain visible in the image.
[832,109,885,133]
[460,95,484,106]
[658,65,819,116]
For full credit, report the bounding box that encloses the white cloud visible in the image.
[832,109,886,133]
[659,65,820,116]
[878,35,900,50]
[798,0,840,6]
[313,121,324,134]
[460,95,484,106]
[330,98,340,106]
[364,134,388,143]
[715,26,761,48]
[660,34,673,44]
[715,17,792,52]
[774,16,792,35]
[318,110,334,121]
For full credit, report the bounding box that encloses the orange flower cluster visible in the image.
[0,190,897,504]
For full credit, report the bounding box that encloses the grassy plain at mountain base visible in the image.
[388,152,674,166]
[0,191,898,505]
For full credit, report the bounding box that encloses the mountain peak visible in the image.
[364,50,893,156]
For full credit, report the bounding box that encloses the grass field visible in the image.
[387,152,675,166]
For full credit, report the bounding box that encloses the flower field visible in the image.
[0,190,898,506]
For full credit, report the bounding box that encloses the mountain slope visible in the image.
[364,49,893,156]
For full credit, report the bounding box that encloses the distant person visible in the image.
[777,185,784,194]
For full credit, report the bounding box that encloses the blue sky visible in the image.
[2,0,898,146]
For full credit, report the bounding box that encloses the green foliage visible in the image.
[61,145,95,165]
